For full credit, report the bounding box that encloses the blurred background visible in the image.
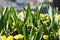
[0,0,53,8]
[0,0,60,13]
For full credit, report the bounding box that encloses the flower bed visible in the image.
[0,4,60,40]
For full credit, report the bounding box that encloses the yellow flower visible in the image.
[17,11,25,21]
[14,35,19,39]
[14,34,24,40]
[6,36,13,40]
[18,34,24,39]
[1,36,6,40]
[40,14,45,20]
[46,16,50,19]
[31,11,34,15]
[12,22,16,26]
[45,14,50,19]
[40,14,45,17]
[45,14,48,16]
[57,15,60,20]
[43,35,49,40]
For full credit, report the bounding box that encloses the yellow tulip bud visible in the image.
[43,35,49,40]
[12,22,16,26]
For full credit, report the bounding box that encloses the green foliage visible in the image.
[0,4,60,40]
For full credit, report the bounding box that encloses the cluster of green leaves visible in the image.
[0,4,60,40]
